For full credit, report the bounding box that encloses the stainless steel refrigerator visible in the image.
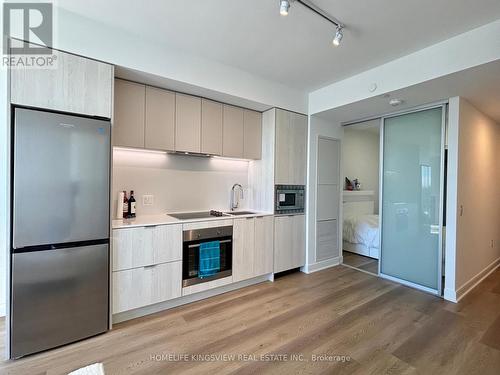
[10,107,111,358]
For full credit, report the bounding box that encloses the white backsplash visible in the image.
[112,148,249,217]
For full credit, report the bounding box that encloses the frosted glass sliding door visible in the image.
[380,107,444,293]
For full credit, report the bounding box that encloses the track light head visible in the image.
[333,26,343,46]
[280,0,290,16]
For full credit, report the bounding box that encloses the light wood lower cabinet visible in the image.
[233,216,273,282]
[254,216,274,277]
[233,218,256,282]
[113,261,182,313]
[112,224,182,271]
[112,224,183,314]
[274,215,305,273]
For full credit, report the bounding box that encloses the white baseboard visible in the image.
[451,257,500,303]
[0,303,5,318]
[301,257,341,274]
[112,274,271,324]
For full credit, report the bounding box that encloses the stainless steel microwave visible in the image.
[275,185,305,214]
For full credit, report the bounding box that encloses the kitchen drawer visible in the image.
[113,261,182,313]
[182,219,233,231]
[112,224,182,271]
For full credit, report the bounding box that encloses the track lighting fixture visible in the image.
[332,26,343,46]
[279,0,345,47]
[279,0,290,16]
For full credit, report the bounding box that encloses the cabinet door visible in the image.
[254,216,274,276]
[290,113,308,184]
[112,227,153,271]
[275,110,307,184]
[275,109,292,184]
[201,99,223,155]
[11,46,113,118]
[222,105,244,158]
[243,110,262,160]
[175,93,201,153]
[145,86,175,151]
[233,218,256,282]
[292,214,306,268]
[113,261,182,313]
[152,224,182,264]
[274,215,305,273]
[113,79,146,148]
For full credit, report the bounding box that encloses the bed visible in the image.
[342,192,380,259]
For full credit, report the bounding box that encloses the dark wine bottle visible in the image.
[122,191,129,219]
[129,190,136,218]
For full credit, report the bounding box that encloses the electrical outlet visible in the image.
[143,195,154,206]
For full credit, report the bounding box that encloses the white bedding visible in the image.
[343,214,380,249]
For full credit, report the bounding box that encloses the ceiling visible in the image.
[57,0,500,92]
[316,60,500,124]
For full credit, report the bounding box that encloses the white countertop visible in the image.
[112,210,274,229]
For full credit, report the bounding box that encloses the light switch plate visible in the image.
[143,195,154,206]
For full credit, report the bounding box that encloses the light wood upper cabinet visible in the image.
[201,99,223,155]
[274,214,305,273]
[145,86,175,151]
[175,93,201,153]
[113,79,145,148]
[10,46,113,118]
[222,105,244,158]
[243,110,262,160]
[233,218,256,282]
[254,216,274,276]
[112,80,261,159]
[275,109,308,185]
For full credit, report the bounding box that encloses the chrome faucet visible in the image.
[230,183,244,211]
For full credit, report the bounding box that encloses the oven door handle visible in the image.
[188,239,232,249]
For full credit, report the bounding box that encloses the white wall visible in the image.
[309,19,500,115]
[304,115,343,272]
[112,149,249,216]
[342,123,380,213]
[445,97,500,301]
[53,8,307,114]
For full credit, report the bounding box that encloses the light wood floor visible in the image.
[1,265,500,374]
[343,251,379,275]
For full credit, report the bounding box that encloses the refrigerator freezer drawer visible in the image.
[11,244,109,358]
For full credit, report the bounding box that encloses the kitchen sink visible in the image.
[226,211,257,216]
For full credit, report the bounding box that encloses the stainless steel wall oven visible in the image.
[182,226,233,287]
